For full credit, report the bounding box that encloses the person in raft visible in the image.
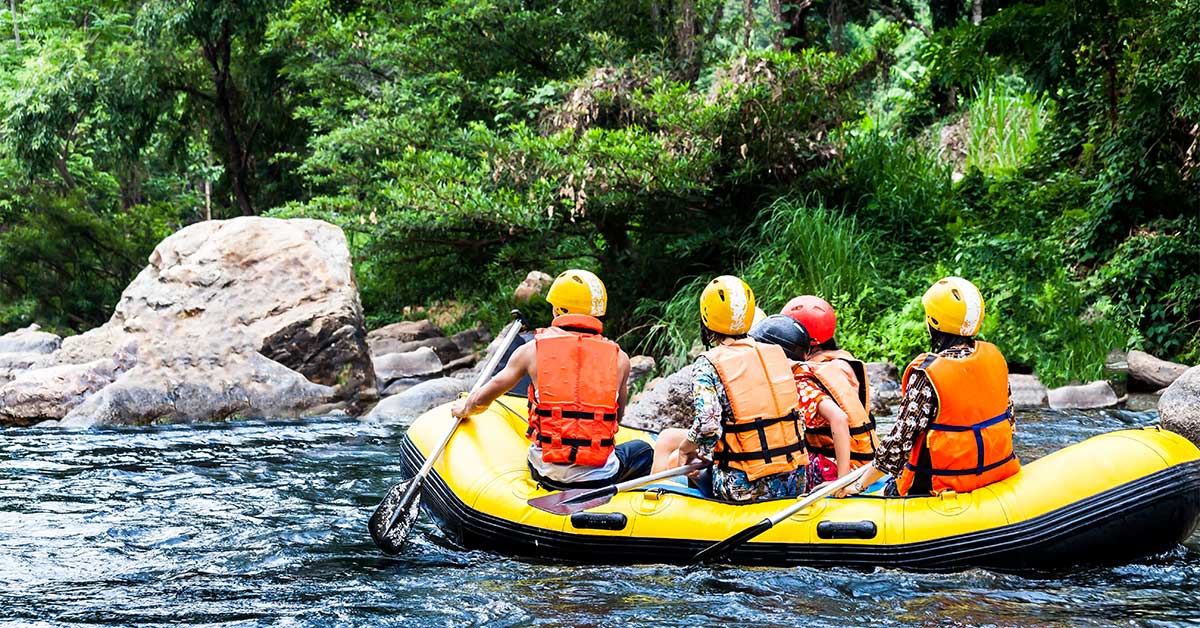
[839,276,1020,497]
[778,296,879,490]
[449,269,653,490]
[747,314,869,491]
[651,276,807,502]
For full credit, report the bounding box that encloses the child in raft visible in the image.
[748,314,854,491]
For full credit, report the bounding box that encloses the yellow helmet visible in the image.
[922,276,986,337]
[700,275,756,335]
[546,269,607,316]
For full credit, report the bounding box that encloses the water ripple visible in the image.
[1,410,1196,626]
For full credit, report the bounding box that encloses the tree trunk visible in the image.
[930,0,964,30]
[202,22,254,216]
[768,0,783,50]
[828,0,846,52]
[8,0,18,48]
[781,0,813,51]
[675,0,698,81]
[971,0,982,25]
[743,0,753,48]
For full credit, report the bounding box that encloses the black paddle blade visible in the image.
[527,486,616,515]
[689,518,773,565]
[368,479,422,555]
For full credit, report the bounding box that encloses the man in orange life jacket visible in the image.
[840,277,1019,497]
[450,270,653,490]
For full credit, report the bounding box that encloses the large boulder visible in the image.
[1047,380,1119,410]
[622,365,696,432]
[1009,374,1048,407]
[0,325,61,355]
[1127,350,1189,389]
[0,217,376,426]
[1160,366,1200,446]
[365,377,470,426]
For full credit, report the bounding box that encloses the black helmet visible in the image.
[749,314,811,361]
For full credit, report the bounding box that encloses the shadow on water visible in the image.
[2,408,1199,627]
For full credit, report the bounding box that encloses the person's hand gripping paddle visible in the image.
[368,311,526,555]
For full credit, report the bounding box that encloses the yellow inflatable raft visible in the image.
[398,395,1200,569]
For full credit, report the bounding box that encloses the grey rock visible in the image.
[381,377,425,397]
[1127,350,1190,389]
[865,362,901,411]
[1009,373,1048,408]
[622,365,697,432]
[367,320,441,347]
[1047,380,1119,410]
[0,355,132,426]
[513,271,553,303]
[1122,392,1161,412]
[0,352,46,386]
[60,352,333,427]
[372,336,464,363]
[451,324,492,352]
[629,355,656,387]
[1160,366,1200,447]
[366,377,470,425]
[373,347,444,384]
[16,217,374,425]
[0,324,61,355]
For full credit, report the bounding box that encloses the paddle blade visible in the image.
[527,486,616,515]
[368,479,422,555]
[690,518,772,565]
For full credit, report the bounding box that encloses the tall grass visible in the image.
[635,197,881,369]
[964,78,1052,175]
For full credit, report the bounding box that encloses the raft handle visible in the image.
[816,520,878,540]
[570,512,628,531]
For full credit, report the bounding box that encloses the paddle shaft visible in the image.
[385,312,526,529]
[562,460,707,506]
[690,464,871,564]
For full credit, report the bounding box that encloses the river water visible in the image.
[2,408,1198,627]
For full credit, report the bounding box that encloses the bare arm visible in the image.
[818,398,852,478]
[450,343,532,419]
[616,350,631,421]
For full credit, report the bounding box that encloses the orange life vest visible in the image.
[526,314,621,467]
[704,339,806,481]
[797,356,879,467]
[896,341,1020,496]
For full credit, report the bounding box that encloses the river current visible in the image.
[2,408,1198,627]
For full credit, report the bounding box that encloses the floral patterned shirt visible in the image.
[688,357,804,502]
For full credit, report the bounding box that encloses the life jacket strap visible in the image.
[713,440,806,464]
[903,452,1017,477]
[803,416,877,437]
[532,407,617,421]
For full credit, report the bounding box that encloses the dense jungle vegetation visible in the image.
[0,0,1197,384]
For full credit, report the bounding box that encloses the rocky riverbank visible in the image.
[1,221,1196,433]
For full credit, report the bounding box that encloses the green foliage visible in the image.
[0,0,1194,387]
[963,77,1051,175]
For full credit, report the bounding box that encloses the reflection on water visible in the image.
[1,408,1197,627]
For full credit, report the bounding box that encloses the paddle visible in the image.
[368,310,526,555]
[528,461,707,515]
[688,464,871,565]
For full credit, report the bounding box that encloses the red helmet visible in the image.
[781,295,836,345]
